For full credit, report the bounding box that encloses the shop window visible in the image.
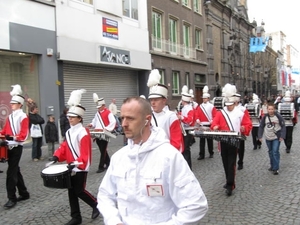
[10,63,24,85]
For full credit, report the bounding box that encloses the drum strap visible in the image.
[152,113,158,127]
[221,109,234,131]
[9,115,17,136]
[96,113,105,129]
[66,131,79,159]
[200,104,211,122]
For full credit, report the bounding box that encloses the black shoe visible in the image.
[253,147,257,150]
[0,170,3,173]
[286,148,290,153]
[237,165,243,170]
[258,145,261,149]
[92,207,100,219]
[17,195,30,202]
[273,170,279,175]
[3,200,17,209]
[209,154,214,158]
[268,167,273,171]
[197,156,204,160]
[65,218,82,225]
[226,188,232,196]
[96,168,106,173]
[223,184,227,189]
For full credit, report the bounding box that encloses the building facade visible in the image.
[0,0,58,128]
[56,0,151,122]
[147,0,207,109]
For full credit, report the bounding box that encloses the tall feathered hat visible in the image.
[10,84,25,105]
[67,89,86,117]
[223,83,237,105]
[202,85,210,98]
[252,93,259,103]
[93,93,105,108]
[147,69,168,99]
[189,89,194,98]
[283,90,291,102]
[181,85,191,102]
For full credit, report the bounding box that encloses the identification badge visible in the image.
[146,184,164,197]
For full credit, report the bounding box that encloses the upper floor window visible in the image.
[194,0,201,13]
[75,0,93,4]
[182,0,190,7]
[152,11,163,49]
[195,29,203,50]
[158,69,165,85]
[185,72,190,88]
[183,24,190,55]
[123,0,138,20]
[172,71,180,95]
[169,18,178,53]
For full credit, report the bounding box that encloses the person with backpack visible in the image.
[258,103,286,175]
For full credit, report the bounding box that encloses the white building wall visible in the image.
[0,0,55,50]
[56,0,151,70]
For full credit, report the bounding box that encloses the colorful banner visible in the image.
[249,37,269,53]
[102,17,118,40]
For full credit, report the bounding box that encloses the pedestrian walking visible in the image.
[44,115,58,160]
[258,103,286,175]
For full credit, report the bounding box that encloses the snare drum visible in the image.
[0,145,8,162]
[41,164,72,189]
[278,103,294,120]
[245,103,261,118]
[212,97,225,110]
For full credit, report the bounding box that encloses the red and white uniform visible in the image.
[211,107,252,136]
[54,123,92,172]
[180,104,194,129]
[90,108,116,131]
[151,108,184,152]
[0,109,28,145]
[195,102,217,126]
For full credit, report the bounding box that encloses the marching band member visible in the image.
[50,89,99,225]
[234,93,252,170]
[195,86,217,160]
[147,69,183,151]
[177,85,194,169]
[280,91,295,153]
[189,89,198,146]
[211,84,252,196]
[88,94,116,173]
[249,94,262,150]
[0,84,30,209]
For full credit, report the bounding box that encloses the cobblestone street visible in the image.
[1,122,300,225]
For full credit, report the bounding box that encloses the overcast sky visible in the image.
[247,0,300,52]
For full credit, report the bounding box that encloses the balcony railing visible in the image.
[151,35,196,59]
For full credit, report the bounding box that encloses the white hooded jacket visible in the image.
[97,126,208,225]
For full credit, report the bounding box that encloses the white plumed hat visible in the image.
[147,69,168,99]
[283,90,291,102]
[202,85,210,98]
[93,93,105,108]
[10,84,25,105]
[67,89,86,117]
[252,93,259,103]
[181,85,191,102]
[223,83,237,105]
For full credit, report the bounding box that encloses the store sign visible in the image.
[102,18,118,40]
[100,46,130,65]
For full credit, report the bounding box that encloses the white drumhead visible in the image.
[42,164,68,175]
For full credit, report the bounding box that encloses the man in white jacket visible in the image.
[97,96,208,225]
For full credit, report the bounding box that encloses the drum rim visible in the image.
[41,164,69,175]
